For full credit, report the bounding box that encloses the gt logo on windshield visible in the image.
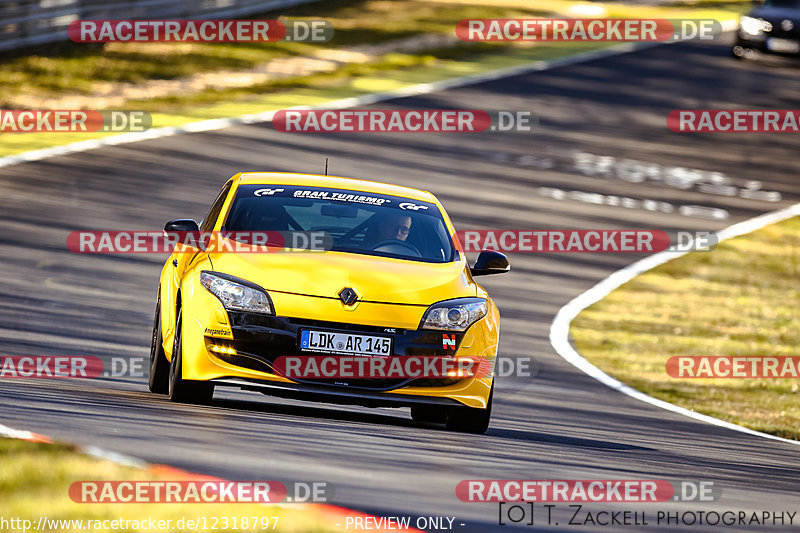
[399,202,428,211]
[254,188,285,196]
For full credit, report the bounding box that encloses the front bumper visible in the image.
[213,311,472,390]
[178,280,498,408]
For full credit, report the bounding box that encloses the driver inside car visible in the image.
[377,214,412,242]
[362,212,420,258]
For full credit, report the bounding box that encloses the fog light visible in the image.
[209,345,237,355]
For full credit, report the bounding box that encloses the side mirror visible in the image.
[470,250,510,276]
[164,219,199,232]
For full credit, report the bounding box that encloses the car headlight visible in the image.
[421,298,488,332]
[740,16,772,36]
[200,272,273,315]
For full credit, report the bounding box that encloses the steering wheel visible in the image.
[370,239,422,257]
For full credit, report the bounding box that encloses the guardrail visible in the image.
[0,0,317,53]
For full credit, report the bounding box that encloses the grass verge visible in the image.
[0,40,616,158]
[0,0,569,106]
[0,437,343,532]
[0,0,748,159]
[571,216,800,440]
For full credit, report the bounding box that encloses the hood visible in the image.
[208,250,476,306]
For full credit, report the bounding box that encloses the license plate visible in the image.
[767,38,800,53]
[300,330,392,356]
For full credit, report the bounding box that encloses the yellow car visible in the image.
[148,172,509,433]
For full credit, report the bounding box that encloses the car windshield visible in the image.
[765,0,800,8]
[223,184,456,263]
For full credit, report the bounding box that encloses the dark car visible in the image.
[733,0,800,58]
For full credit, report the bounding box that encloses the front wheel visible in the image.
[445,384,493,434]
[148,296,170,393]
[168,308,215,404]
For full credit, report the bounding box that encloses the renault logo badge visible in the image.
[338,287,359,306]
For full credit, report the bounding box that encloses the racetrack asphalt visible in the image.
[1,35,799,531]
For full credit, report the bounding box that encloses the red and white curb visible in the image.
[0,423,54,445]
[550,202,800,446]
[0,422,424,532]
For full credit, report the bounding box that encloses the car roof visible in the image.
[236,172,436,203]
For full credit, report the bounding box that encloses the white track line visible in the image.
[0,34,718,170]
[0,22,738,170]
[0,46,639,170]
[550,202,800,446]
[0,422,45,441]
[0,421,149,465]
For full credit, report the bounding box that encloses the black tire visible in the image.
[148,296,170,393]
[445,384,493,434]
[168,308,215,404]
[410,405,448,424]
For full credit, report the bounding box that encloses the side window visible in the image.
[200,182,232,232]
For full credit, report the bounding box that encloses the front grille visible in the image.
[209,312,468,390]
